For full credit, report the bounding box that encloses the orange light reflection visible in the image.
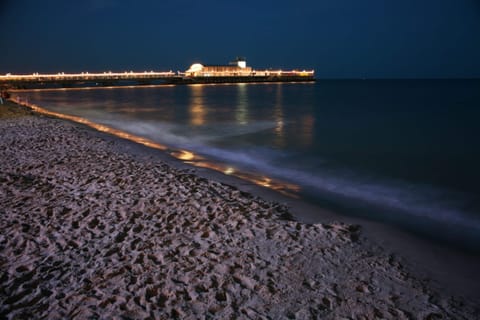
[185,161,300,198]
[12,97,168,152]
[13,97,301,199]
[170,150,199,161]
[189,85,206,126]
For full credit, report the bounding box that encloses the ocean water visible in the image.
[21,80,480,251]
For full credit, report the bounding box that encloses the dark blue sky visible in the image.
[1,0,479,78]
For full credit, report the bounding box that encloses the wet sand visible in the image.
[1,100,479,319]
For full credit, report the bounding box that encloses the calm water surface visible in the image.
[23,80,480,250]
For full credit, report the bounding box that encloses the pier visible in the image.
[0,71,315,89]
[0,59,315,89]
[0,71,179,89]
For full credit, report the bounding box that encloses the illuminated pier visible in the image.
[0,71,177,88]
[0,58,315,89]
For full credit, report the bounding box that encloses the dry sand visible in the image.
[0,101,478,319]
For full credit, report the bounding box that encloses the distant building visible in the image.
[185,57,252,77]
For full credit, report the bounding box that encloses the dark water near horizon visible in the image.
[21,80,480,251]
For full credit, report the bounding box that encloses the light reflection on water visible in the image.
[273,83,285,148]
[12,80,480,250]
[12,95,301,198]
[15,83,317,197]
[189,85,206,126]
[235,83,248,125]
[21,83,317,151]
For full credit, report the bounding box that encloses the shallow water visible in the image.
[21,80,480,251]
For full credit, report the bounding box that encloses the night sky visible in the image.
[1,0,479,78]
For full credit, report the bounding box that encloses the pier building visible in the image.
[185,57,252,77]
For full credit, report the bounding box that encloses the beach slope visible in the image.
[0,102,477,319]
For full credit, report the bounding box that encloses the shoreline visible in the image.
[8,97,480,300]
[1,99,479,318]
[130,137,480,305]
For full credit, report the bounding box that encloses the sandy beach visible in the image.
[1,100,479,319]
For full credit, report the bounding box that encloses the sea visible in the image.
[20,80,480,252]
